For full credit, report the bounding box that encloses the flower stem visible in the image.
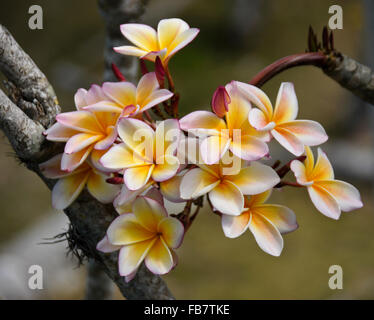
[249,52,327,88]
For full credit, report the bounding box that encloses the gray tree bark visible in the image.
[0,0,174,300]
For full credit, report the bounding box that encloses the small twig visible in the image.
[276,156,306,179]
[274,181,304,188]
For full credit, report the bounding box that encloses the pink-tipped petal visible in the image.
[180,168,220,199]
[136,72,159,104]
[208,180,244,215]
[124,165,154,191]
[252,205,298,234]
[117,118,155,161]
[145,187,164,205]
[152,155,180,182]
[273,82,298,124]
[61,146,93,172]
[120,23,158,52]
[221,211,251,238]
[308,185,341,219]
[118,238,157,277]
[96,236,121,253]
[225,162,280,195]
[235,81,273,118]
[200,135,230,164]
[39,153,70,179]
[140,89,174,112]
[290,159,312,186]
[44,122,78,142]
[179,111,227,137]
[132,196,168,232]
[158,217,185,249]
[114,45,148,58]
[56,111,102,134]
[100,143,147,170]
[86,84,108,105]
[157,18,190,50]
[311,148,334,181]
[249,213,284,256]
[144,238,174,275]
[102,82,136,108]
[94,126,118,150]
[64,133,102,154]
[155,118,181,157]
[107,213,154,245]
[277,120,328,146]
[83,101,123,114]
[52,171,89,210]
[271,127,305,156]
[248,108,274,131]
[315,180,363,212]
[167,28,200,58]
[87,171,120,203]
[230,134,269,161]
[74,88,88,109]
[159,174,185,203]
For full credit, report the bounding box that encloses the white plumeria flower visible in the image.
[222,190,298,256]
[114,18,199,65]
[97,72,173,115]
[290,146,363,219]
[100,118,181,191]
[236,81,328,156]
[97,196,184,279]
[40,152,120,210]
[178,139,280,215]
[180,81,269,165]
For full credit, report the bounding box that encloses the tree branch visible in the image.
[0,0,174,300]
[98,0,149,82]
[85,259,113,300]
[249,27,374,106]
[0,25,60,127]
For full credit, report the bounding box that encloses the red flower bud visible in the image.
[211,85,230,117]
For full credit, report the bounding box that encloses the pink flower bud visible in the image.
[211,85,230,117]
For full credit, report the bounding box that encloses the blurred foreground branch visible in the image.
[0,0,174,300]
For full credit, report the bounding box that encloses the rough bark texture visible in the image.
[323,53,374,106]
[85,260,113,300]
[0,0,174,300]
[98,0,149,82]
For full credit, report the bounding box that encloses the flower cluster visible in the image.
[40,18,363,280]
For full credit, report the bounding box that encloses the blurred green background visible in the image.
[1,0,373,299]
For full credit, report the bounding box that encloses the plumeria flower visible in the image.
[114,18,199,65]
[45,86,123,172]
[98,72,173,116]
[180,81,269,165]
[97,196,184,280]
[236,82,328,156]
[100,118,181,191]
[222,190,298,256]
[290,146,363,219]
[40,152,120,210]
[179,139,280,215]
